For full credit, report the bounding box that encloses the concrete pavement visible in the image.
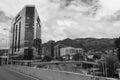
[0,67,40,80]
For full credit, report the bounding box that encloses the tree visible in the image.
[57,56,64,61]
[115,37,120,61]
[98,54,120,78]
[72,53,84,61]
[93,54,101,60]
[106,54,119,77]
[42,56,53,62]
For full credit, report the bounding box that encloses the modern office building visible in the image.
[9,6,41,59]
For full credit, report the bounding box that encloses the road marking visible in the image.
[5,68,40,80]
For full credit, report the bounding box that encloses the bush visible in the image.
[42,56,53,62]
[73,53,84,61]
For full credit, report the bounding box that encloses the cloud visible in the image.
[0,10,12,34]
[0,10,12,48]
[50,0,101,17]
[0,0,120,45]
[0,11,11,23]
[96,0,120,19]
[40,0,120,43]
[100,10,120,23]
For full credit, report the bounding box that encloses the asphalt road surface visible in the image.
[0,67,40,80]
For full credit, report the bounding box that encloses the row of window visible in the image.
[64,49,83,54]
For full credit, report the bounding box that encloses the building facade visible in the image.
[60,47,84,56]
[42,40,55,57]
[54,44,65,58]
[9,6,41,59]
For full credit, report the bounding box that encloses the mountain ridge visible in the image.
[43,38,115,51]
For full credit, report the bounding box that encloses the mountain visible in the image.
[75,38,115,51]
[55,38,84,48]
[43,38,115,51]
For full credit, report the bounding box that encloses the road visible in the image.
[0,67,40,80]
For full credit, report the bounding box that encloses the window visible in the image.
[18,22,21,51]
[15,15,20,21]
[12,24,15,53]
[25,7,34,28]
[15,25,18,52]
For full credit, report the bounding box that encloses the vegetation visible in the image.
[115,37,120,61]
[42,56,53,62]
[57,56,64,61]
[72,53,84,61]
[98,54,119,78]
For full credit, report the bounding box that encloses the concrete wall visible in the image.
[7,65,117,80]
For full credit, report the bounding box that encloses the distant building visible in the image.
[75,48,84,54]
[54,44,65,58]
[42,47,47,57]
[0,49,8,56]
[60,47,84,56]
[42,40,55,57]
[60,47,75,56]
[9,6,41,59]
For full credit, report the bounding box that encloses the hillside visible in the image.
[74,38,115,51]
[55,38,84,48]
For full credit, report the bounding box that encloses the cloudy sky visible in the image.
[0,0,120,48]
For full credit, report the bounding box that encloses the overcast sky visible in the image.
[0,0,120,48]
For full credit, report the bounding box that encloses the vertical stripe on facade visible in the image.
[15,25,18,51]
[12,24,15,54]
[18,22,21,51]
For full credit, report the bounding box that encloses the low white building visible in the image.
[75,48,84,54]
[60,47,84,56]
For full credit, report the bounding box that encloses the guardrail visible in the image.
[9,60,97,65]
[8,60,42,66]
[8,60,98,69]
[32,61,98,65]
[7,60,99,73]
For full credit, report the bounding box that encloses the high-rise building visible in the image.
[9,6,41,59]
[42,40,55,57]
[54,44,65,58]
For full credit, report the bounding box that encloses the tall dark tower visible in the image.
[10,5,41,59]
